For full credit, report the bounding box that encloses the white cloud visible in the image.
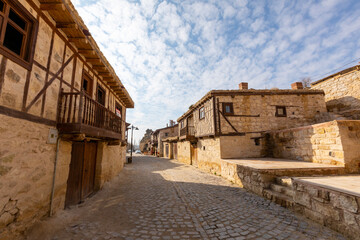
[73,0,360,141]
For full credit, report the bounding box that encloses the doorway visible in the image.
[65,141,98,207]
[190,144,198,167]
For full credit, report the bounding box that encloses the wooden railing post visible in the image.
[78,91,84,123]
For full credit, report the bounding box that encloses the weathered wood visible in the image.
[56,22,78,29]
[68,37,88,44]
[78,49,96,55]
[40,3,66,11]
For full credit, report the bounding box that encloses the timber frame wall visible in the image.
[0,0,133,138]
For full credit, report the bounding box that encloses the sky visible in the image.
[72,0,360,143]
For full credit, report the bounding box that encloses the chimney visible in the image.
[239,82,248,90]
[291,82,303,90]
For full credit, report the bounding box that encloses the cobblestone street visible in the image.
[28,156,346,240]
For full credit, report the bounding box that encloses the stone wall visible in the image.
[336,120,360,172]
[293,179,360,240]
[266,120,360,172]
[220,134,264,159]
[311,66,360,114]
[267,121,344,165]
[0,114,70,240]
[95,143,126,190]
[177,141,191,165]
[197,138,221,174]
[217,93,327,134]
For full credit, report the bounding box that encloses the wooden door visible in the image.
[65,141,97,208]
[190,144,198,167]
[65,142,84,207]
[81,142,97,199]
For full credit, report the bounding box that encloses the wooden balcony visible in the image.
[57,91,124,140]
[179,126,196,141]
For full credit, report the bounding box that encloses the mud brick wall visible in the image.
[311,66,360,113]
[293,179,360,240]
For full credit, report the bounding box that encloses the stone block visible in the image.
[343,211,358,226]
[311,200,340,221]
[294,191,311,208]
[338,195,358,213]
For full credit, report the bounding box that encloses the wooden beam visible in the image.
[78,49,96,55]
[56,22,78,29]
[68,37,88,44]
[40,3,65,11]
[86,58,101,63]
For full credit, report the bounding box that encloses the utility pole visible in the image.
[128,125,138,163]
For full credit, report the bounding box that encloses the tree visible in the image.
[301,77,312,88]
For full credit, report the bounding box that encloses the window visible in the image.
[275,106,287,117]
[199,107,205,120]
[180,120,184,129]
[222,103,234,115]
[165,132,168,137]
[0,0,37,69]
[97,85,106,106]
[115,103,122,118]
[82,73,93,96]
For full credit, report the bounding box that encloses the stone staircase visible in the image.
[263,177,295,208]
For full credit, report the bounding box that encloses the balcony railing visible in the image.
[57,91,124,139]
[180,126,195,137]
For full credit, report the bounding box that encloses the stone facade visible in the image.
[177,141,191,165]
[154,124,178,157]
[292,179,360,240]
[197,138,221,174]
[311,65,360,117]
[266,120,360,173]
[0,1,133,238]
[177,87,327,174]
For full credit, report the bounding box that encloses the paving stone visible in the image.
[27,156,346,240]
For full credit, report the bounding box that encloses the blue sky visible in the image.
[72,0,360,143]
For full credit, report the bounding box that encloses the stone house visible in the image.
[162,136,179,159]
[0,0,133,239]
[311,64,360,119]
[151,121,178,157]
[177,82,327,173]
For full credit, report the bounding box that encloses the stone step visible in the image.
[270,184,294,198]
[263,189,295,208]
[275,177,292,187]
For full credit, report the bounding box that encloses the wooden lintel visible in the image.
[40,3,65,11]
[68,37,88,44]
[61,133,86,141]
[56,22,78,29]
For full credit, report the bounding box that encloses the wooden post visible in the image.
[78,91,84,124]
